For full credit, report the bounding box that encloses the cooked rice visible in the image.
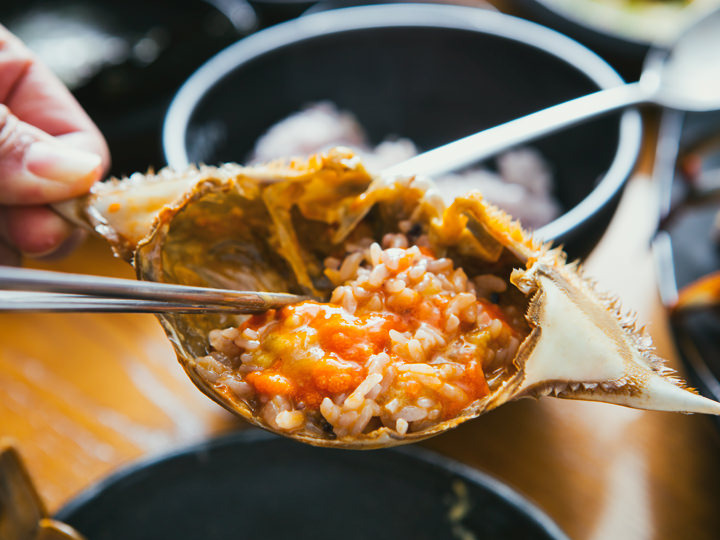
[199,232,529,439]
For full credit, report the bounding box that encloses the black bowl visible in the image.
[56,430,569,540]
[163,4,641,259]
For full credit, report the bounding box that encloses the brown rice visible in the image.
[198,232,528,439]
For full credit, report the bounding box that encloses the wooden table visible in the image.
[3,113,720,539]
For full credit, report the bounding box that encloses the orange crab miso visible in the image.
[203,233,528,438]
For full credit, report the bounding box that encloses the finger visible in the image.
[0,24,110,168]
[0,104,103,205]
[2,205,76,257]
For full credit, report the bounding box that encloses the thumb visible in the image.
[0,104,103,206]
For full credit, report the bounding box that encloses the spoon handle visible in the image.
[384,81,648,178]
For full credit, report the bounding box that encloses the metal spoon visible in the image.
[384,7,720,178]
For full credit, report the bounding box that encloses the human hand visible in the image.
[0,24,110,265]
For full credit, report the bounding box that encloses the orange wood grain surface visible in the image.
[3,115,720,539]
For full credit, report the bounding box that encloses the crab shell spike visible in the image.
[432,192,720,417]
[69,148,720,447]
[508,264,720,415]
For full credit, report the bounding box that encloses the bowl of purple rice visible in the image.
[163,3,642,259]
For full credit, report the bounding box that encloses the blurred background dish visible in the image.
[163,4,642,259]
[56,430,570,540]
[654,109,720,429]
[2,0,257,177]
[508,0,720,79]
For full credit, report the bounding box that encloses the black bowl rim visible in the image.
[55,429,570,540]
[162,3,642,245]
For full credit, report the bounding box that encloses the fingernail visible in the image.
[25,141,102,184]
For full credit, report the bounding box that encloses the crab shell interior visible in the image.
[78,149,720,448]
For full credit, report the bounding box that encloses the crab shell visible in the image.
[59,148,720,448]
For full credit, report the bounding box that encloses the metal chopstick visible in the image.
[0,266,306,313]
[0,293,269,313]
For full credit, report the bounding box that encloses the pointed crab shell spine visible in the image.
[510,262,720,415]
